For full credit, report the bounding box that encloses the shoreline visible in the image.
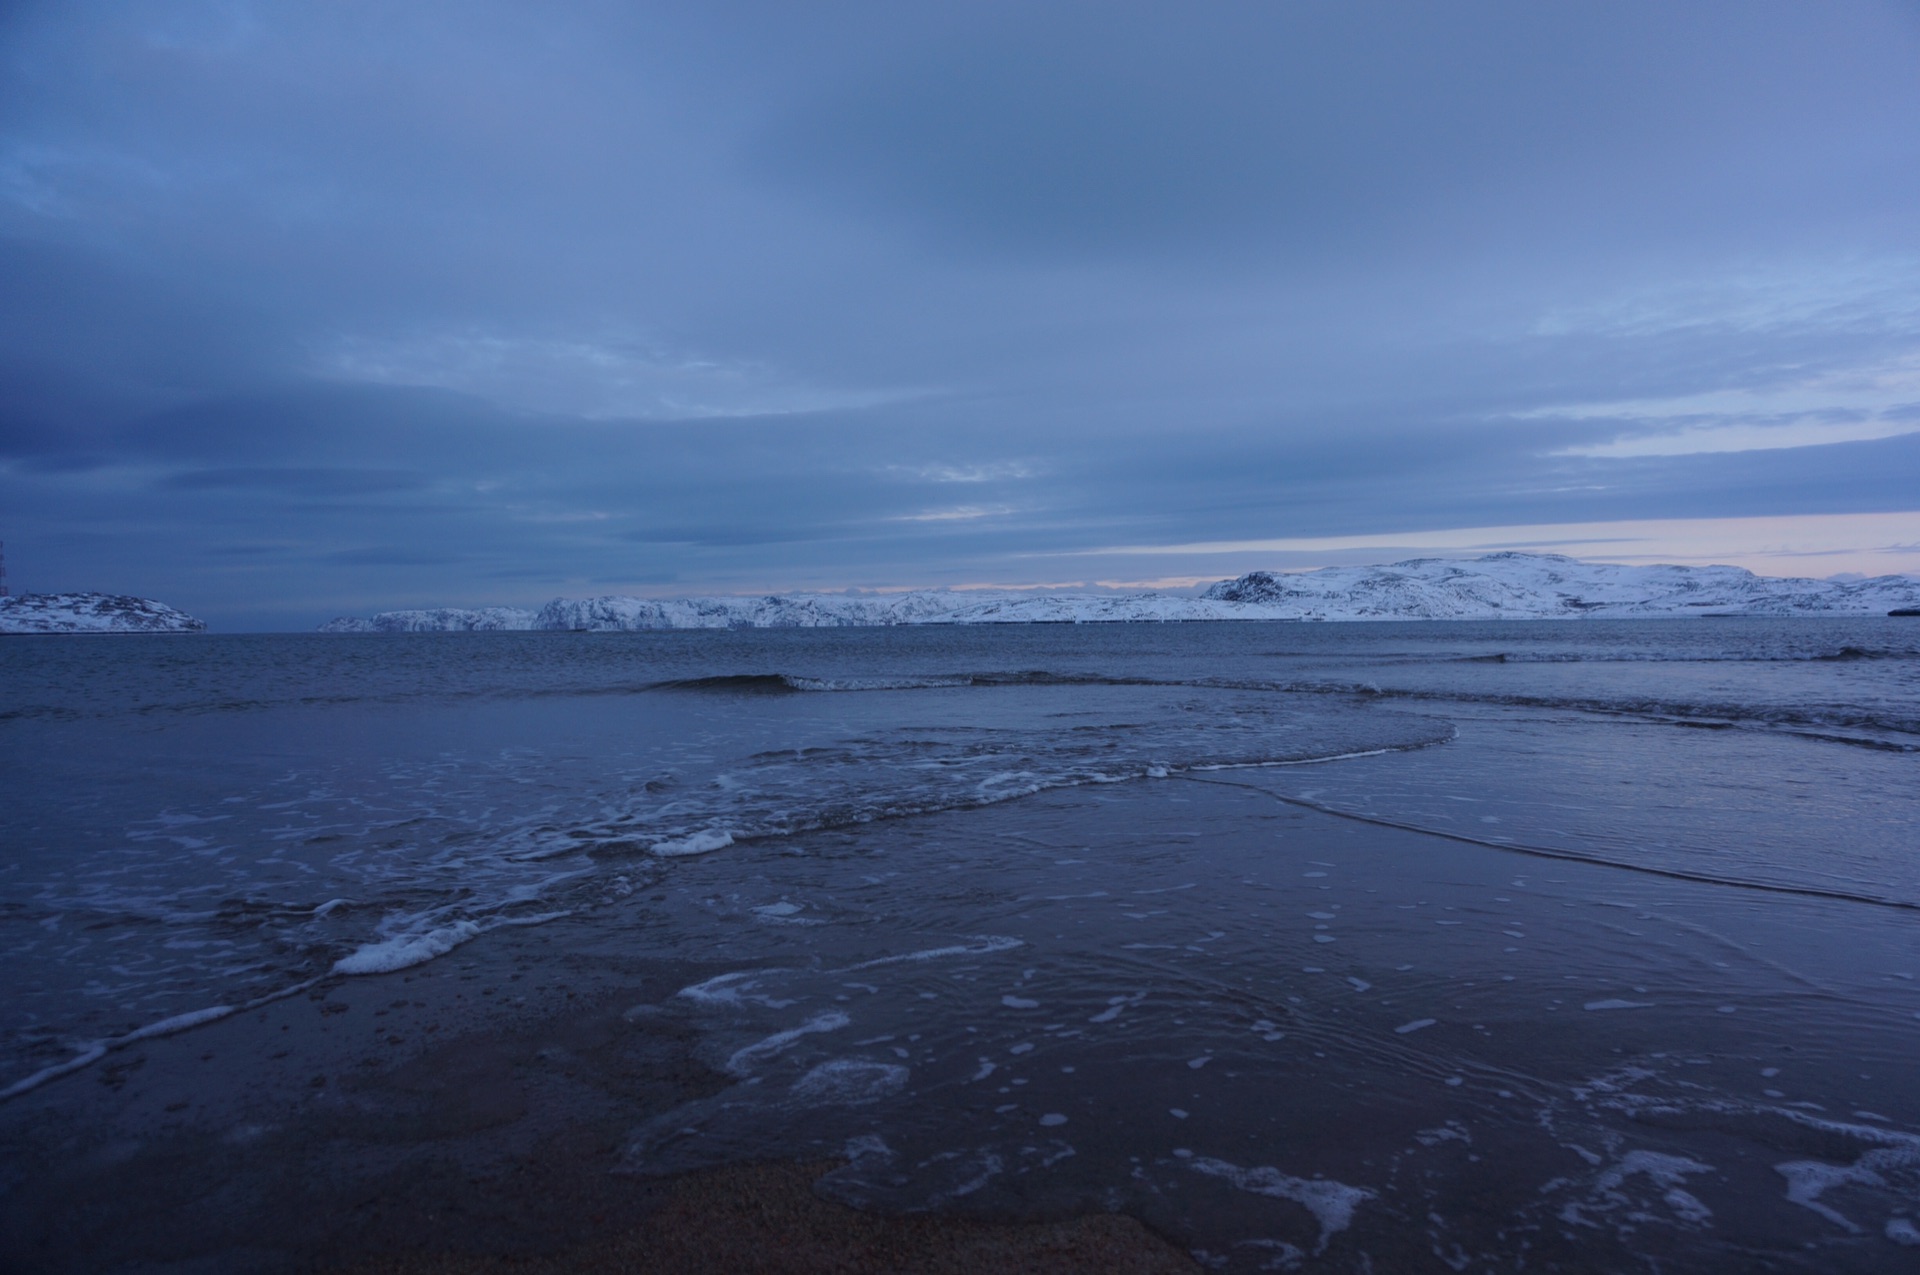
[0,867,1199,1273]
[6,772,1920,1271]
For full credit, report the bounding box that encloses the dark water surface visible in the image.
[2,619,1918,1269]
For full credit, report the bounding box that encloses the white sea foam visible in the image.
[790,1058,909,1105]
[1561,1151,1717,1232]
[1664,1187,1714,1225]
[1602,1153,1714,1209]
[784,675,973,692]
[1,977,322,1101]
[725,1011,850,1076]
[650,828,735,857]
[1090,992,1145,1023]
[844,1133,894,1164]
[1777,1160,1879,1232]
[917,1149,1006,1206]
[1583,998,1655,1011]
[676,970,797,1009]
[1773,1141,1920,1235]
[331,920,484,974]
[1188,1156,1373,1253]
[841,935,1023,972]
[125,1004,238,1042]
[1394,1018,1437,1034]
[1414,1122,1470,1147]
[0,1047,110,1102]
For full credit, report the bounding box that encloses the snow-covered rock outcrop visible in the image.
[1200,553,1920,619]
[319,607,537,633]
[0,592,207,634]
[318,553,1920,632]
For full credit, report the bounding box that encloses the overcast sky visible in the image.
[3,1,1918,629]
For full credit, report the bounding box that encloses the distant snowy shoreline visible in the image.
[0,593,206,634]
[319,552,1920,632]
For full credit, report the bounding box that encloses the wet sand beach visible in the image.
[5,773,1919,1272]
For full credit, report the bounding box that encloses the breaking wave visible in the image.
[647,666,1919,746]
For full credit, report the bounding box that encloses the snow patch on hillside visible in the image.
[0,593,206,634]
[319,606,537,633]
[1198,553,1920,620]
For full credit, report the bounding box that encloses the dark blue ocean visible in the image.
[3,619,1918,1268]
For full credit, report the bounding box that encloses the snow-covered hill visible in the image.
[317,553,1920,632]
[1199,552,1920,619]
[0,593,207,634]
[319,606,538,633]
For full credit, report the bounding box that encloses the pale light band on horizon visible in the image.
[1062,511,1920,579]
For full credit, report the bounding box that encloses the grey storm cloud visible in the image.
[1,0,1917,628]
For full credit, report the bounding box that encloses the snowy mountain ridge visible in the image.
[1199,552,1920,619]
[318,553,1920,632]
[0,593,207,634]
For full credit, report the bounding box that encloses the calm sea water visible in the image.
[4,619,1918,1266]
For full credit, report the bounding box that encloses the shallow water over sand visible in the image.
[588,780,1920,1271]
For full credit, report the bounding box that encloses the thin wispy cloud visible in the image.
[1555,417,1920,460]
[1535,352,1920,457]
[890,505,1018,523]
[881,462,1041,485]
[318,329,922,420]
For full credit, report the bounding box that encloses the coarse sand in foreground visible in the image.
[339,1158,1197,1275]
